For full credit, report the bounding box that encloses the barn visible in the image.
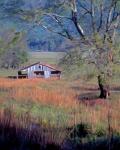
[18,62,61,79]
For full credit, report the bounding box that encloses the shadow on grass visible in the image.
[78,92,99,101]
[71,86,98,92]
[67,136,120,150]
[77,92,109,107]
[0,108,62,150]
[63,123,120,150]
[0,120,61,150]
[0,109,120,150]
[111,86,120,91]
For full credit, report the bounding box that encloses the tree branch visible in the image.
[97,2,104,32]
[104,0,118,42]
[70,0,85,39]
[79,2,91,15]
[90,0,96,34]
[42,13,73,40]
[37,21,73,40]
[43,13,71,20]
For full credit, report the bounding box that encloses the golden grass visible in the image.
[0,78,120,135]
[0,78,77,108]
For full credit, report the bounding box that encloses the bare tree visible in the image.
[33,0,120,99]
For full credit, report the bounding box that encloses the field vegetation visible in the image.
[0,77,120,149]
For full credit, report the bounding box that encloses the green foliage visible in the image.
[98,73,106,85]
[70,123,92,139]
[95,125,106,137]
[0,29,28,69]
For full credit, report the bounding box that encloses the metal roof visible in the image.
[19,62,61,72]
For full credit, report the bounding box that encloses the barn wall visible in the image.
[21,64,59,79]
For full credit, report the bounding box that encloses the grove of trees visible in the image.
[0,29,28,69]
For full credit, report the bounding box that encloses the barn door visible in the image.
[44,71,50,78]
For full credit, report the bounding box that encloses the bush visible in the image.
[95,126,106,137]
[70,123,92,139]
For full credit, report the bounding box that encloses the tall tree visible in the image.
[34,0,120,99]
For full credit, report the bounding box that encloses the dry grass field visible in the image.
[0,78,120,149]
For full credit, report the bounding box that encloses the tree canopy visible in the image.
[0,29,28,69]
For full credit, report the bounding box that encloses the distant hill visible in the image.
[0,0,74,52]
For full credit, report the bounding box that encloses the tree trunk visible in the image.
[98,75,110,99]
